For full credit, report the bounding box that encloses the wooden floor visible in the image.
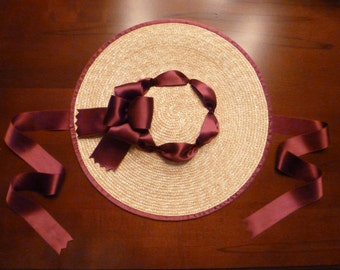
[0,0,339,268]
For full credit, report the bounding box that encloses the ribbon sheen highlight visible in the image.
[244,115,329,237]
[4,111,73,254]
[76,70,220,171]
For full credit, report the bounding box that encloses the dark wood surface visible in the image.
[0,0,339,269]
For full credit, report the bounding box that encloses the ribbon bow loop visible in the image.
[114,81,147,99]
[127,96,154,130]
[103,96,129,126]
[103,95,154,131]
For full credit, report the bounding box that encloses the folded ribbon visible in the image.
[4,111,73,254]
[76,70,220,171]
[244,115,329,237]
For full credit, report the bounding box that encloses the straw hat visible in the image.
[70,19,271,220]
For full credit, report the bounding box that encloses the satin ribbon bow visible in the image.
[76,70,219,171]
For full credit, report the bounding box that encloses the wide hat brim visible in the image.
[70,19,271,220]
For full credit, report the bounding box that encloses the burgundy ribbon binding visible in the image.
[76,70,220,171]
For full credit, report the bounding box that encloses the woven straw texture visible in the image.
[73,21,269,218]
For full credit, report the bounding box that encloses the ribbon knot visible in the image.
[76,70,219,171]
[104,95,154,130]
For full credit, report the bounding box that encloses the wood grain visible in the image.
[0,0,339,268]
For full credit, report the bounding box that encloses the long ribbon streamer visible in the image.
[3,103,328,252]
[4,111,73,254]
[244,115,329,237]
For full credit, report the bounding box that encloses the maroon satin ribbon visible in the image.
[244,115,329,237]
[4,111,73,254]
[3,87,329,254]
[76,70,220,171]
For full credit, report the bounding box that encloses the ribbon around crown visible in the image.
[76,70,220,171]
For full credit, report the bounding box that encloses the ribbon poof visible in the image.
[76,70,220,171]
[244,115,329,237]
[4,111,73,254]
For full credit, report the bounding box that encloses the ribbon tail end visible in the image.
[90,153,119,172]
[55,235,73,255]
[90,137,131,171]
[243,218,258,239]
